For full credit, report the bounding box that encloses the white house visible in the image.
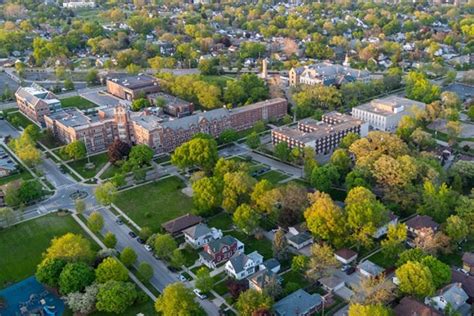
[335,248,358,265]
[425,283,470,314]
[373,212,399,239]
[183,223,222,248]
[225,251,263,280]
[62,0,95,8]
[357,260,384,278]
[319,276,345,293]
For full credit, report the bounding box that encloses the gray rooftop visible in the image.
[355,96,426,117]
[46,108,92,127]
[357,260,384,276]
[274,289,322,316]
[107,74,158,89]
[183,223,211,239]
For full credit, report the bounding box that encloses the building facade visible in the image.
[289,62,370,87]
[106,74,160,101]
[271,112,368,155]
[15,85,61,125]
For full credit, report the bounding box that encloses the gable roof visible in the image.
[287,232,313,245]
[358,260,384,276]
[435,283,469,310]
[161,213,203,235]
[262,258,280,271]
[405,215,439,231]
[451,270,474,299]
[274,289,322,316]
[335,248,358,260]
[394,297,441,316]
[462,252,474,266]
[207,235,238,254]
[183,223,211,239]
[228,253,249,274]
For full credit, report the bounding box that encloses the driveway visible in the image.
[334,286,354,301]
[333,269,362,289]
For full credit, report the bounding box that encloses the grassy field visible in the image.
[115,176,193,232]
[67,153,108,178]
[0,168,33,186]
[256,170,289,184]
[60,96,97,110]
[207,212,233,231]
[99,163,122,179]
[231,231,273,260]
[0,213,97,289]
[6,111,35,129]
[367,250,397,269]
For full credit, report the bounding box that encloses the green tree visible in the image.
[138,262,153,282]
[24,124,40,142]
[233,203,260,234]
[60,140,86,160]
[195,267,213,293]
[235,289,273,316]
[36,258,67,288]
[95,182,117,206]
[128,144,154,168]
[130,98,151,111]
[120,247,137,267]
[246,131,261,149]
[272,228,289,260]
[103,232,117,248]
[64,79,74,91]
[340,132,360,149]
[418,181,456,223]
[222,171,256,212]
[274,142,291,161]
[95,257,129,283]
[44,233,94,262]
[330,149,352,176]
[381,223,407,261]
[87,211,104,233]
[169,249,186,269]
[306,243,339,280]
[154,234,177,259]
[155,283,202,316]
[421,256,451,289]
[444,215,469,243]
[59,262,95,294]
[75,199,85,214]
[303,147,318,180]
[396,248,429,267]
[9,132,41,167]
[310,164,339,193]
[345,169,370,190]
[86,69,98,85]
[396,261,435,298]
[218,129,239,144]
[405,71,441,104]
[171,137,218,172]
[192,177,222,214]
[348,304,392,316]
[291,255,309,272]
[96,281,137,314]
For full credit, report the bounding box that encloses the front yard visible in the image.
[67,152,109,179]
[114,176,193,232]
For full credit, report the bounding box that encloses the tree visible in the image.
[304,192,347,247]
[345,187,387,249]
[96,281,137,314]
[87,211,104,233]
[36,258,67,288]
[306,243,339,280]
[107,139,131,164]
[64,284,98,315]
[272,228,288,260]
[154,234,177,259]
[310,165,339,193]
[139,227,152,241]
[414,228,451,256]
[170,249,186,269]
[103,232,117,248]
[352,274,395,305]
[235,289,273,316]
[60,140,87,160]
[246,131,261,149]
[340,133,360,149]
[381,223,407,261]
[44,233,94,262]
[293,85,342,118]
[421,256,451,289]
[396,248,429,267]
[86,69,98,85]
[24,124,40,142]
[233,203,260,235]
[171,137,218,172]
[222,171,256,212]
[405,71,441,104]
[446,120,461,145]
[418,181,456,223]
[131,98,151,111]
[303,147,318,180]
[192,177,222,214]
[64,79,74,91]
[120,247,137,267]
[95,182,117,206]
[155,283,201,316]
[95,257,129,283]
[195,267,213,293]
[274,142,291,161]
[348,304,392,316]
[396,261,435,298]
[9,133,41,167]
[128,144,154,168]
[251,179,274,214]
[138,262,153,282]
[59,262,95,294]
[218,129,239,144]
[330,149,352,176]
[75,199,85,215]
[445,215,469,243]
[0,207,16,226]
[345,169,370,191]
[263,274,283,300]
[291,255,309,272]
[411,128,435,150]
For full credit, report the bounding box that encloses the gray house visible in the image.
[273,289,322,316]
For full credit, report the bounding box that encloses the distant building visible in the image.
[272,112,368,155]
[289,62,370,87]
[62,0,95,8]
[462,253,474,274]
[106,74,160,101]
[15,84,61,125]
[352,96,426,132]
[0,147,18,177]
[150,93,194,118]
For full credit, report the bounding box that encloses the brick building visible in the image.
[106,74,160,101]
[271,112,368,155]
[15,85,61,125]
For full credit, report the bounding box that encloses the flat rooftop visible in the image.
[107,74,158,89]
[355,96,425,116]
[47,108,93,127]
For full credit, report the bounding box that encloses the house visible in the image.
[462,252,474,274]
[260,258,281,274]
[289,62,370,87]
[425,283,471,315]
[273,289,323,316]
[319,276,345,293]
[225,251,263,280]
[394,297,442,316]
[199,235,244,269]
[406,215,440,238]
[357,260,384,278]
[335,248,358,265]
[161,213,203,236]
[0,148,18,177]
[451,270,474,303]
[183,223,222,248]
[287,232,314,250]
[249,269,281,293]
[373,212,399,239]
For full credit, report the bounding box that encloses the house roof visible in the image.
[405,215,439,231]
[183,223,211,239]
[358,260,384,276]
[207,235,238,254]
[161,213,203,235]
[262,258,280,271]
[318,276,344,290]
[462,252,474,266]
[434,283,469,310]
[335,248,358,260]
[273,289,322,316]
[451,270,474,299]
[287,232,313,245]
[394,297,441,316]
[249,269,280,289]
[228,251,262,274]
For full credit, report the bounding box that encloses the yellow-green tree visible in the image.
[155,283,202,316]
[44,233,94,262]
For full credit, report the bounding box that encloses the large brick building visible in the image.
[106,74,160,101]
[44,98,287,154]
[271,112,368,155]
[15,85,61,125]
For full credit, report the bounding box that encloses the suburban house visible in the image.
[183,223,223,248]
[199,235,244,269]
[425,283,471,315]
[357,260,384,278]
[451,270,474,304]
[161,213,203,236]
[249,269,282,293]
[318,276,345,293]
[462,252,474,274]
[394,297,442,316]
[405,215,440,238]
[225,251,263,280]
[373,212,399,239]
[260,258,281,274]
[335,248,358,265]
[287,225,314,250]
[273,289,323,316]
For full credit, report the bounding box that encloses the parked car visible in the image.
[128,231,137,238]
[144,244,152,252]
[136,237,145,244]
[178,274,187,282]
[193,288,207,300]
[115,219,124,225]
[345,266,356,275]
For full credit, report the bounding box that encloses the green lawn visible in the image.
[0,168,33,186]
[67,153,108,178]
[60,96,97,110]
[230,231,273,260]
[100,163,122,179]
[0,213,97,289]
[207,212,233,231]
[281,270,310,295]
[367,250,397,269]
[256,170,289,184]
[6,111,35,129]
[182,245,199,267]
[201,75,235,88]
[115,176,193,232]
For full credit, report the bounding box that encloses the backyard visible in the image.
[60,96,98,110]
[114,176,193,232]
[0,213,97,289]
[67,152,109,178]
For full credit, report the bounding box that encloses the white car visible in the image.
[193,288,207,300]
[144,245,152,252]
